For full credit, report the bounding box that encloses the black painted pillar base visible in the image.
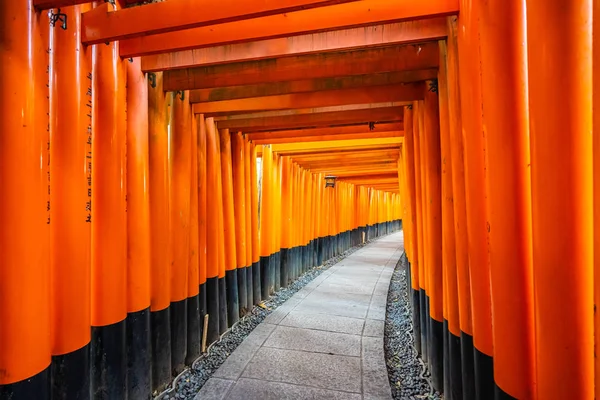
[449,330,463,400]
[460,332,476,400]
[91,319,126,399]
[281,248,289,288]
[419,290,428,360]
[260,255,270,300]
[151,307,171,392]
[245,265,253,310]
[251,261,261,305]
[186,295,201,366]
[474,347,494,400]
[411,288,421,354]
[0,366,50,400]
[237,266,247,315]
[274,251,281,292]
[226,269,240,327]
[444,319,450,397]
[127,308,152,399]
[51,344,90,400]
[205,276,220,345]
[430,317,444,392]
[170,299,187,376]
[218,277,227,334]
[199,282,207,349]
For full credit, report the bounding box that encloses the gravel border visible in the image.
[156,241,370,400]
[384,253,442,400]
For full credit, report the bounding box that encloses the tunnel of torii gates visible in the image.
[0,0,599,400]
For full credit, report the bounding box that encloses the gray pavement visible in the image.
[194,231,404,400]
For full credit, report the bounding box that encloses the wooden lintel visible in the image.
[141,18,448,71]
[190,70,437,103]
[253,131,403,145]
[246,123,403,140]
[216,106,403,132]
[121,0,457,57]
[193,83,422,115]
[82,0,360,45]
[165,43,439,91]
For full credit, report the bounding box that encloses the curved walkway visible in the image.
[194,231,405,400]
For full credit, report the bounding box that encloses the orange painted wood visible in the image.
[479,0,535,396]
[217,106,403,132]
[193,83,422,114]
[164,43,439,91]
[256,131,401,144]
[292,149,399,162]
[528,0,594,398]
[33,0,89,10]
[189,71,437,103]
[215,103,404,121]
[0,0,51,384]
[141,19,447,71]
[121,0,456,57]
[82,0,360,45]
[248,123,403,140]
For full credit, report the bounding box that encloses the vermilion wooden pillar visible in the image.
[479,0,535,398]
[0,2,51,398]
[125,57,152,399]
[457,1,494,397]
[527,1,594,399]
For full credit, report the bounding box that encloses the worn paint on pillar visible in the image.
[527,1,594,398]
[125,57,152,399]
[0,1,51,397]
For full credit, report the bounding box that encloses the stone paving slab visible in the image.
[279,311,365,335]
[225,378,362,400]
[194,231,404,400]
[264,325,362,356]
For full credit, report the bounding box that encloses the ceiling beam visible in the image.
[217,106,403,132]
[82,0,360,45]
[318,168,398,177]
[267,143,400,156]
[193,83,423,114]
[301,158,399,169]
[190,71,437,103]
[215,103,404,121]
[270,137,402,153]
[121,0,458,57]
[247,123,403,140]
[253,131,402,145]
[337,173,398,180]
[292,150,399,161]
[163,42,439,91]
[141,18,447,71]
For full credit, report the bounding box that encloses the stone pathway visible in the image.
[194,232,404,400]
